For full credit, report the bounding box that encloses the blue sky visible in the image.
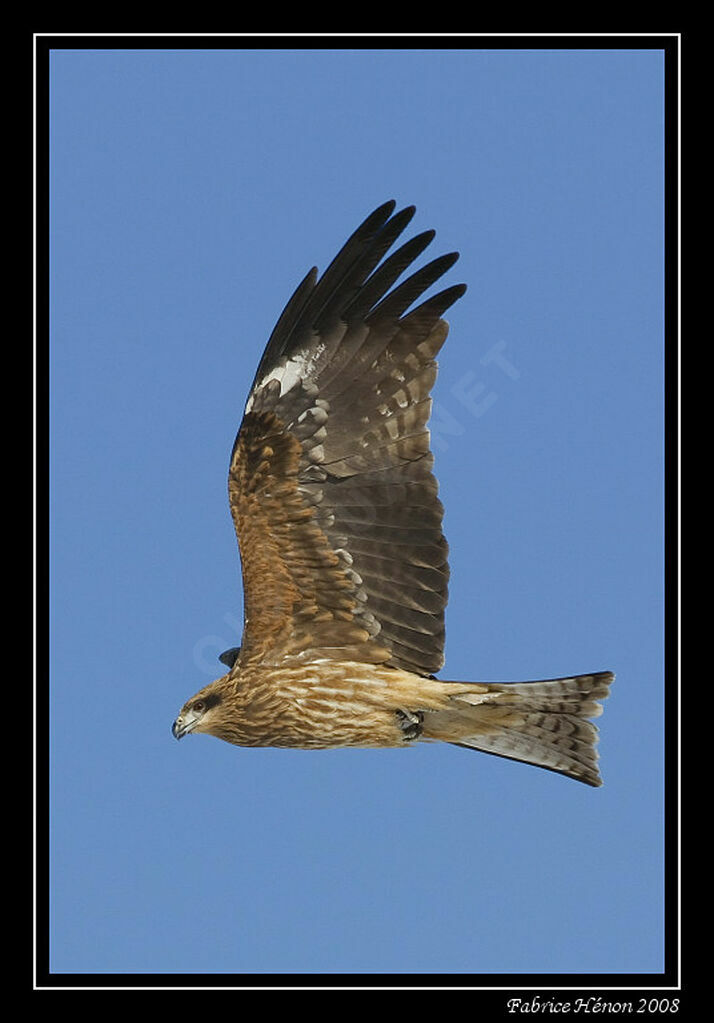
[48,45,666,978]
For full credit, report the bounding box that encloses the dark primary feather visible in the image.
[249,200,406,393]
[229,201,466,675]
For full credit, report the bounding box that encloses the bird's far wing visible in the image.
[229,200,466,675]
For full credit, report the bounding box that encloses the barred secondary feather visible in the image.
[172,201,613,786]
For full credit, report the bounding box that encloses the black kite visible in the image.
[172,201,613,785]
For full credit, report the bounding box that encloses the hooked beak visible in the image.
[172,713,197,740]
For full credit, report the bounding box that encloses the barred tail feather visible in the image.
[424,671,614,786]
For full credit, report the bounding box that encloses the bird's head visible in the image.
[172,677,231,740]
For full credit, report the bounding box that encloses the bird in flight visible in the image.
[172,200,613,785]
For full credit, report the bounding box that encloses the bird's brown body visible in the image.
[173,201,613,785]
[183,661,452,749]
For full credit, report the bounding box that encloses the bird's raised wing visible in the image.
[229,201,466,676]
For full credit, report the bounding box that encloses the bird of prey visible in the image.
[172,200,613,786]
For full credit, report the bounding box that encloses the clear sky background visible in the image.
[48,45,665,977]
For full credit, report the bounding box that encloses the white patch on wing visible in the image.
[245,343,326,413]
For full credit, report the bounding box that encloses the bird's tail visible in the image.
[421,671,614,786]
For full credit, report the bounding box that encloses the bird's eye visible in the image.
[192,700,205,713]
